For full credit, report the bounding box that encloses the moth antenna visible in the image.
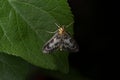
[46,30,57,34]
[55,23,60,28]
[66,22,74,28]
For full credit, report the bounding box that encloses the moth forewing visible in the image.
[62,32,79,52]
[42,32,61,53]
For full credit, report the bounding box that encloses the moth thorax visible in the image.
[58,27,65,35]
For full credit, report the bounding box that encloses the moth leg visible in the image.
[66,22,74,28]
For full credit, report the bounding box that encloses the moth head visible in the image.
[55,22,73,35]
[58,26,65,35]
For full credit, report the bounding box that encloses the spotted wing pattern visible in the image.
[62,32,79,52]
[42,32,61,53]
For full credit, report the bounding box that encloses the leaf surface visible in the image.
[0,0,73,72]
[0,53,33,80]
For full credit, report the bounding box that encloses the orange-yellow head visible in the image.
[58,26,65,35]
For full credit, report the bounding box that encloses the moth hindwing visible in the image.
[42,24,79,53]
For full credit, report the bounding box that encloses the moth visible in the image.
[42,23,79,53]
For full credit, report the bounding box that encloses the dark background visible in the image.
[68,0,112,80]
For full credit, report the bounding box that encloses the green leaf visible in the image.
[0,53,33,80]
[0,0,74,72]
[0,53,88,80]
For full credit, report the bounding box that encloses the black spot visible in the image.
[44,43,51,49]
[69,38,74,43]
[55,43,59,46]
[64,35,68,39]
[64,42,69,46]
[56,35,61,39]
[50,39,54,43]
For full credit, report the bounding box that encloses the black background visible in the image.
[68,0,112,80]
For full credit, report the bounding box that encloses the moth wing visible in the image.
[63,32,79,52]
[43,32,61,53]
